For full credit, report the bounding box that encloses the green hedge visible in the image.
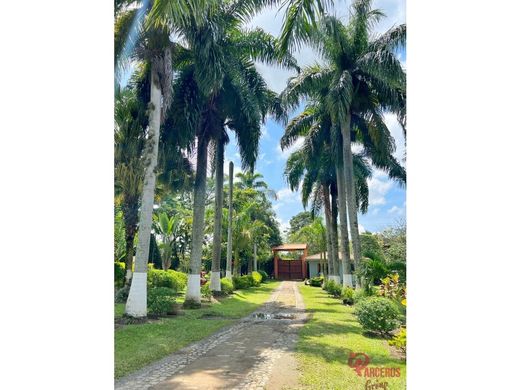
[258,270,268,282]
[309,276,323,287]
[323,279,342,297]
[220,278,235,294]
[251,271,262,287]
[147,287,177,316]
[232,275,252,289]
[147,269,187,293]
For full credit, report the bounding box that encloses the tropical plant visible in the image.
[116,0,208,317]
[152,212,181,270]
[114,88,147,284]
[279,0,406,288]
[235,171,277,200]
[389,327,406,354]
[357,257,389,291]
[162,1,296,305]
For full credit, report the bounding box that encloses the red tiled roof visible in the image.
[272,243,308,251]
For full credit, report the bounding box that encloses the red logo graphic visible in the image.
[348,352,371,376]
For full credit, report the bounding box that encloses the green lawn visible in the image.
[296,284,406,390]
[115,281,280,378]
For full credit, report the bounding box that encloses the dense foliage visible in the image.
[147,287,177,316]
[355,297,400,336]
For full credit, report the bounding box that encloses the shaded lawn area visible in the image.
[296,284,406,390]
[115,281,280,378]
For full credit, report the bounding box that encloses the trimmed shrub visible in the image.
[115,285,130,303]
[341,287,355,305]
[147,287,177,316]
[251,271,262,287]
[355,297,400,336]
[115,262,126,288]
[258,270,269,282]
[309,276,323,287]
[232,275,252,290]
[324,280,342,297]
[147,269,187,292]
[220,278,235,295]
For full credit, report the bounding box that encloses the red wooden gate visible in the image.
[277,259,303,280]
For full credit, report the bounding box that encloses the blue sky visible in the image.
[224,0,407,235]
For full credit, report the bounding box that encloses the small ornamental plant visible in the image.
[389,327,407,355]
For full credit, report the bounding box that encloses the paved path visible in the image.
[115,281,307,390]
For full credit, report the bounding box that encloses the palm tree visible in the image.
[164,1,296,304]
[280,3,406,287]
[152,211,182,270]
[225,161,234,279]
[114,88,147,285]
[116,0,215,317]
[282,99,373,286]
[235,171,278,200]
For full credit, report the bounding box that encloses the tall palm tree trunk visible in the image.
[335,161,354,287]
[210,138,224,292]
[234,248,240,275]
[247,257,252,274]
[122,204,138,286]
[253,242,258,272]
[341,115,362,288]
[185,136,208,305]
[323,184,334,280]
[225,162,234,279]
[125,67,161,317]
[330,183,341,284]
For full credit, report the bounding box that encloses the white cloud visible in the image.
[276,187,300,202]
[367,170,393,205]
[384,113,406,164]
[276,136,304,161]
[260,124,271,141]
[388,205,404,215]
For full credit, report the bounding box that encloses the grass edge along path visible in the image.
[295,284,406,390]
[115,281,280,378]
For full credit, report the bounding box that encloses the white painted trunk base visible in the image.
[329,275,341,284]
[210,271,221,291]
[343,274,354,288]
[186,274,201,303]
[125,272,147,317]
[225,271,232,279]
